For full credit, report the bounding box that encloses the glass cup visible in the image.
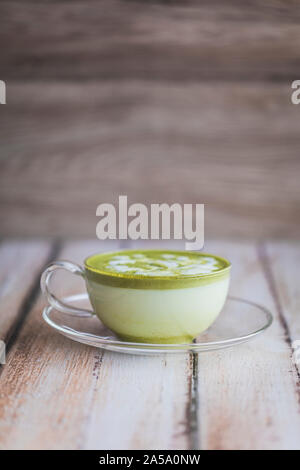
[41,250,231,344]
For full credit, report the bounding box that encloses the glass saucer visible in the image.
[42,293,273,355]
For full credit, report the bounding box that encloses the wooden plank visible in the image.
[1,239,299,449]
[1,82,300,239]
[2,0,300,81]
[196,240,300,450]
[0,240,192,450]
[0,240,55,345]
[265,241,300,386]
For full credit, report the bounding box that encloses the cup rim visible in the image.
[84,249,231,289]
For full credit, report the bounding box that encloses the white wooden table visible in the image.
[0,239,299,450]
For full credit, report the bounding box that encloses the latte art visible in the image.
[104,253,222,277]
[86,250,228,282]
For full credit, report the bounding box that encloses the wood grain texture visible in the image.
[0,240,192,450]
[2,0,300,81]
[1,82,299,239]
[0,240,54,345]
[266,241,300,382]
[1,1,300,238]
[0,239,300,449]
[197,240,300,450]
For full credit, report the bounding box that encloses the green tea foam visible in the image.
[85,250,230,289]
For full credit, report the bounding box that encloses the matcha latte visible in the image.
[84,250,231,344]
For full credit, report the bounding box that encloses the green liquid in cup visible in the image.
[85,250,231,344]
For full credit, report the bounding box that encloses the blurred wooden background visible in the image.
[1,0,300,239]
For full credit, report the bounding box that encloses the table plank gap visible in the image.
[196,240,300,450]
[187,351,200,450]
[257,242,293,348]
[0,240,192,450]
[0,240,59,358]
[264,241,300,406]
[4,240,62,357]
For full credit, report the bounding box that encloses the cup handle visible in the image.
[40,260,94,317]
